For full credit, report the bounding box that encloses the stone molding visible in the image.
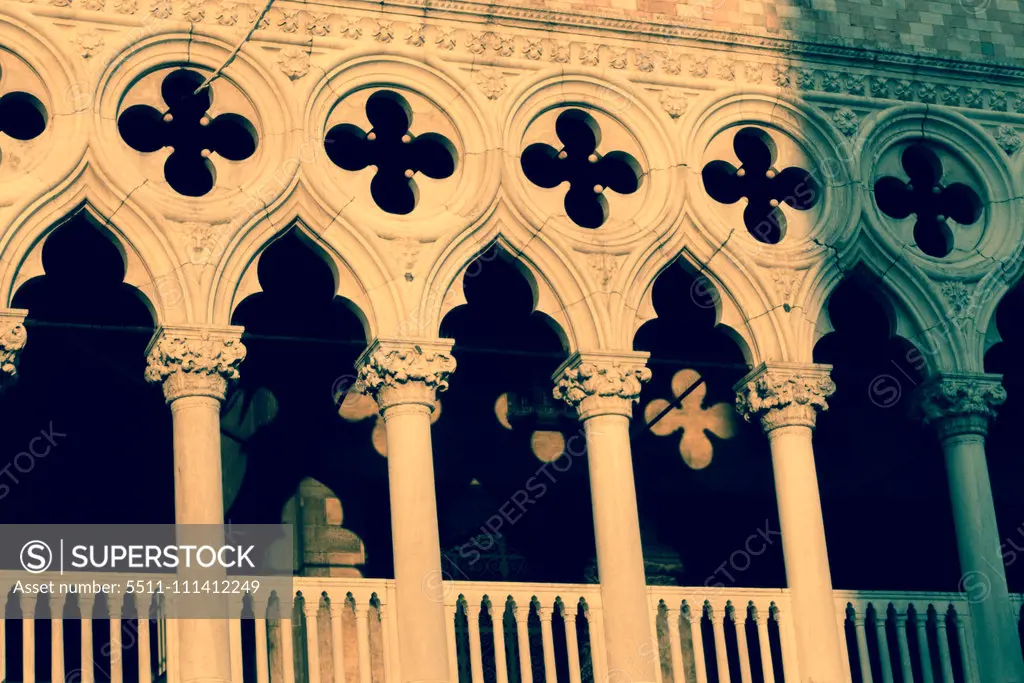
[734,362,836,432]
[355,338,456,412]
[145,325,247,402]
[552,351,651,421]
[23,2,1024,115]
[913,372,1006,439]
[0,309,28,392]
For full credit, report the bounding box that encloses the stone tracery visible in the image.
[117,69,258,197]
[0,3,1023,682]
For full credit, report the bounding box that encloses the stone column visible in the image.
[0,309,28,393]
[355,339,455,683]
[735,362,844,683]
[914,373,1024,683]
[553,351,655,683]
[145,325,246,683]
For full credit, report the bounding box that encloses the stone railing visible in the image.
[0,575,1011,683]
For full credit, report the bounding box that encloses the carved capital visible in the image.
[552,351,651,420]
[734,362,835,432]
[355,339,456,411]
[913,372,1005,439]
[145,325,246,402]
[0,309,28,393]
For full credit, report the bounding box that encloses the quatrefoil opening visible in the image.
[520,109,642,229]
[874,143,983,258]
[0,90,47,142]
[324,90,458,215]
[117,69,258,197]
[701,127,820,244]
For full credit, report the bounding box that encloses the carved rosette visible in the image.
[145,326,247,402]
[552,352,651,420]
[356,339,456,412]
[734,362,836,432]
[0,310,28,392]
[913,373,1006,439]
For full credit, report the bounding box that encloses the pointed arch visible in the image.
[209,181,395,339]
[419,204,603,352]
[0,159,187,324]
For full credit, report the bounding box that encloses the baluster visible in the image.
[166,611,180,683]
[687,603,708,683]
[51,594,65,683]
[752,606,775,683]
[254,596,270,683]
[22,593,35,683]
[379,598,396,683]
[873,608,894,683]
[914,608,935,683]
[666,606,685,683]
[356,598,372,683]
[305,595,322,683]
[514,602,534,683]
[731,603,752,683]
[330,595,347,683]
[709,604,731,683]
[894,612,914,683]
[109,593,124,683]
[468,602,485,683]
[586,604,608,683]
[0,605,5,678]
[935,610,955,683]
[650,604,664,683]
[539,605,557,683]
[852,611,874,683]
[138,609,152,683]
[445,599,458,683]
[490,599,510,683]
[561,601,582,683]
[774,606,800,682]
[836,608,851,683]
[281,596,297,683]
[229,596,244,683]
[956,613,978,683]
[80,593,95,683]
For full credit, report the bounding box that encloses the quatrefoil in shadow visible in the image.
[701,127,820,244]
[117,69,258,197]
[520,109,642,229]
[0,90,47,142]
[874,143,983,258]
[324,90,458,215]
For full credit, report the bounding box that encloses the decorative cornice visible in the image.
[21,2,1024,115]
[144,325,247,402]
[913,372,1006,439]
[734,362,835,432]
[552,351,651,420]
[0,309,28,393]
[355,338,456,411]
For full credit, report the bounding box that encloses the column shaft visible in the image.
[356,339,456,683]
[767,424,844,683]
[735,363,844,683]
[383,402,450,683]
[942,433,1022,682]
[585,413,656,683]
